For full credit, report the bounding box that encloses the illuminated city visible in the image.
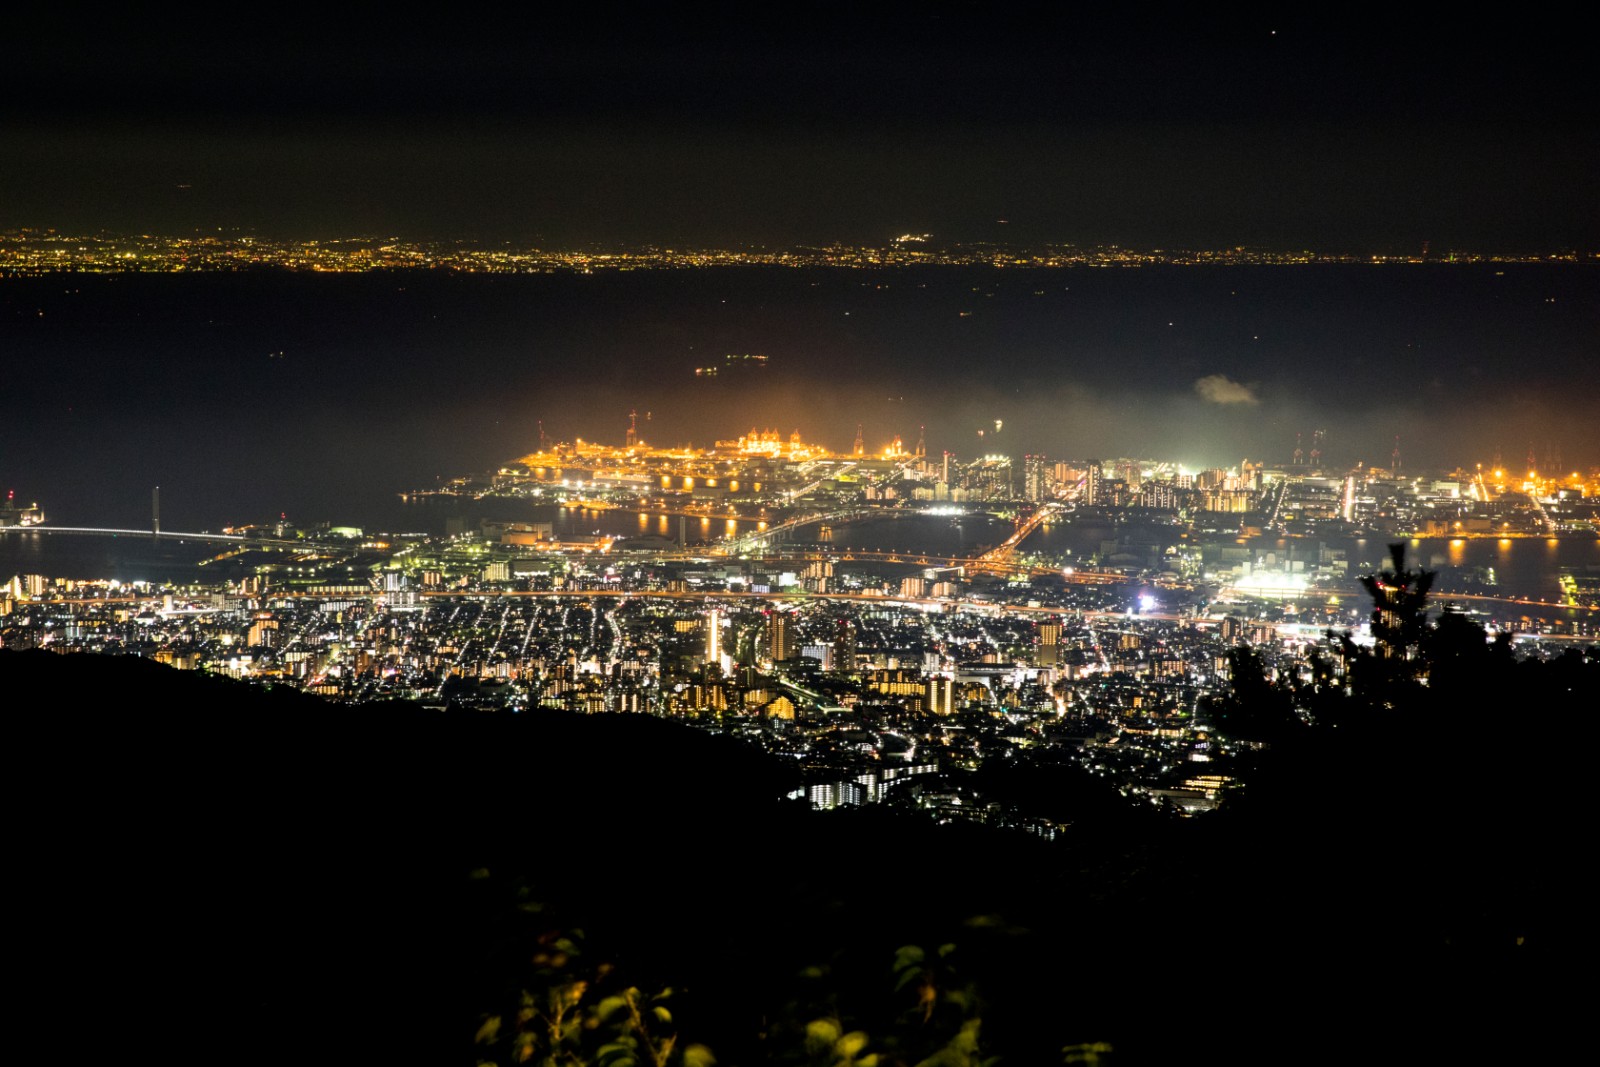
[4,11,1594,1066]
[7,416,1597,745]
[1,229,1588,275]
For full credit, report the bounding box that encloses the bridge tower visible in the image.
[853,424,864,457]
[626,410,638,448]
[152,486,160,536]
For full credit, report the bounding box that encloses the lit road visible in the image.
[3,525,245,543]
[732,549,1123,583]
[785,461,859,502]
[728,505,867,548]
[977,502,1063,568]
[2,525,331,549]
[1251,586,1598,616]
[1524,491,1557,535]
[24,588,1593,644]
[30,587,1163,621]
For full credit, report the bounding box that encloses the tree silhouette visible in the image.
[1211,645,1298,744]
[1345,542,1436,710]
[1360,542,1435,666]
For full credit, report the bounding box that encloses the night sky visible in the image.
[4,10,1596,529]
[5,10,1595,250]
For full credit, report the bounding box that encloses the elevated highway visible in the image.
[730,548,1126,584]
[2,525,243,542]
[1,525,351,551]
[974,502,1064,571]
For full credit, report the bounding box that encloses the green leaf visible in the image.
[1063,1041,1114,1065]
[837,1031,870,1058]
[937,943,957,958]
[681,1044,717,1067]
[595,996,630,1022]
[806,1018,842,1052]
[892,945,926,972]
[652,1005,672,1025]
[474,1016,503,1044]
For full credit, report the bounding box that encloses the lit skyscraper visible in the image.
[766,610,793,662]
[705,609,722,666]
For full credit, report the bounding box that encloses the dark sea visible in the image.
[5,502,1596,613]
[2,263,1595,576]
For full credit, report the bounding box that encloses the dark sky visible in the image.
[4,9,1595,249]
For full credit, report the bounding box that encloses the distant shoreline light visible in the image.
[0,232,1589,274]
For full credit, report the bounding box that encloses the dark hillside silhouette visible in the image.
[4,594,1590,1065]
[1188,546,1590,1058]
[2,650,795,1065]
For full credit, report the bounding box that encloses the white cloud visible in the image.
[1194,374,1258,405]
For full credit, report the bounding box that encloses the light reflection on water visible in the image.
[6,507,1597,604]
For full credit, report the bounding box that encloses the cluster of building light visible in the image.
[2,230,1584,275]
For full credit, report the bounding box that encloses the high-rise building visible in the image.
[801,643,835,670]
[1085,463,1104,506]
[1037,620,1061,666]
[961,456,1014,500]
[926,676,956,715]
[247,616,279,649]
[705,609,722,665]
[766,610,793,662]
[832,619,857,674]
[1138,482,1179,510]
[1024,454,1051,502]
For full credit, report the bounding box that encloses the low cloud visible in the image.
[1194,374,1258,405]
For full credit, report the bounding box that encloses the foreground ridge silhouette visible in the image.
[4,588,1590,1064]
